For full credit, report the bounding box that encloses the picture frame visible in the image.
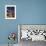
[18,24,46,42]
[5,5,16,19]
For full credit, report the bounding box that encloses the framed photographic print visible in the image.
[18,24,46,42]
[5,5,16,19]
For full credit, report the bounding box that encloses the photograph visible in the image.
[18,24,46,46]
[5,5,16,19]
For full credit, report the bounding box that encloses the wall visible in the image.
[0,0,46,44]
